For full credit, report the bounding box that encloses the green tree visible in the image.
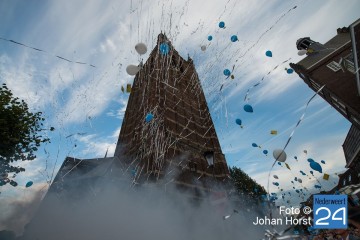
[0,83,53,187]
[229,166,267,200]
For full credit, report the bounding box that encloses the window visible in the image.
[327,61,341,72]
[343,53,356,74]
[348,174,352,183]
[343,179,346,186]
[330,94,347,114]
[344,59,355,74]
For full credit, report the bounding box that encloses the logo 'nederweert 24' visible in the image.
[313,195,347,229]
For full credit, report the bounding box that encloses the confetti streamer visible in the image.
[244,58,291,102]
[266,84,325,220]
[0,36,96,67]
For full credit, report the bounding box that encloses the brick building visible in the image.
[43,33,230,200]
[115,33,229,188]
[290,18,360,187]
[340,125,360,186]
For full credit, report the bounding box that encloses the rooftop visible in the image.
[297,32,351,70]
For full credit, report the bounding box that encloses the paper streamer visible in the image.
[0,36,96,68]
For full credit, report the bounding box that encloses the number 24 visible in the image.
[315,207,346,225]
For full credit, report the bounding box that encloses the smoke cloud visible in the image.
[0,185,46,235]
[16,165,268,240]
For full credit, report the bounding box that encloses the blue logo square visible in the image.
[313,195,347,229]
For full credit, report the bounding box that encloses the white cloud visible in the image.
[1,0,360,233]
[75,126,121,158]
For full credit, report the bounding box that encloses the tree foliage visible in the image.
[229,166,267,200]
[0,83,53,187]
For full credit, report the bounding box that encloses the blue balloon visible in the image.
[208,35,213,41]
[218,21,225,28]
[294,156,297,160]
[25,181,33,188]
[10,181,17,187]
[307,158,314,163]
[159,43,170,55]
[321,160,325,164]
[235,118,242,126]
[314,184,322,189]
[263,150,268,155]
[286,68,294,74]
[252,143,258,147]
[231,35,238,42]
[265,50,272,57]
[310,161,322,173]
[243,104,253,113]
[278,162,281,166]
[223,69,231,76]
[296,190,300,193]
[310,170,314,175]
[145,113,154,122]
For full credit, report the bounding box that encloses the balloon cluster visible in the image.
[126,43,148,76]
[203,22,239,52]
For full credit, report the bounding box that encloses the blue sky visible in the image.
[1,0,360,231]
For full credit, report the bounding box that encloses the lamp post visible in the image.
[204,151,215,180]
[204,151,214,166]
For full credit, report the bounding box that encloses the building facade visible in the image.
[290,27,360,129]
[115,33,229,188]
[290,18,360,187]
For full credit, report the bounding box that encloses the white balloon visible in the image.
[273,175,279,179]
[273,149,287,162]
[298,49,307,56]
[135,43,147,55]
[126,65,140,76]
[297,178,302,183]
[201,45,206,51]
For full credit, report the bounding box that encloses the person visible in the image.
[333,228,360,240]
